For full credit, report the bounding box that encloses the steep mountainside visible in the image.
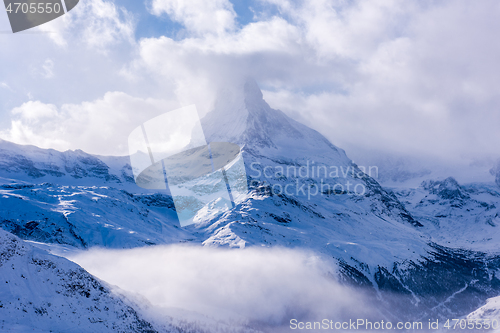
[0,229,159,332]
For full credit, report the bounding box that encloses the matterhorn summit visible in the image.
[202,79,346,164]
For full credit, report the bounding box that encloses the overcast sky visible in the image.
[0,0,499,163]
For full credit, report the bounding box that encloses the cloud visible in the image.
[0,0,138,111]
[131,15,303,115]
[36,0,135,47]
[150,0,237,36]
[2,0,500,163]
[69,245,374,329]
[76,0,135,49]
[133,0,500,162]
[1,92,181,155]
[258,0,500,161]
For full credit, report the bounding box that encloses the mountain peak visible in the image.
[422,177,470,201]
[202,79,344,162]
[243,78,264,104]
[211,77,266,119]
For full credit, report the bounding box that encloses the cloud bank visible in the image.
[1,0,500,163]
[69,245,374,330]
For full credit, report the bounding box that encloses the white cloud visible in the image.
[11,100,58,120]
[150,0,237,36]
[2,0,500,163]
[1,93,181,155]
[256,0,500,161]
[77,0,135,49]
[0,0,142,128]
[36,0,135,48]
[267,0,410,60]
[69,245,373,328]
[132,16,304,116]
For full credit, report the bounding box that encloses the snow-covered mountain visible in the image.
[0,183,191,248]
[0,228,158,332]
[393,177,500,252]
[2,79,500,325]
[197,79,500,320]
[0,139,135,188]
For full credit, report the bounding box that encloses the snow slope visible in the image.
[0,228,159,332]
[0,183,190,248]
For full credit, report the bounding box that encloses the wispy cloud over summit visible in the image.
[1,0,499,163]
